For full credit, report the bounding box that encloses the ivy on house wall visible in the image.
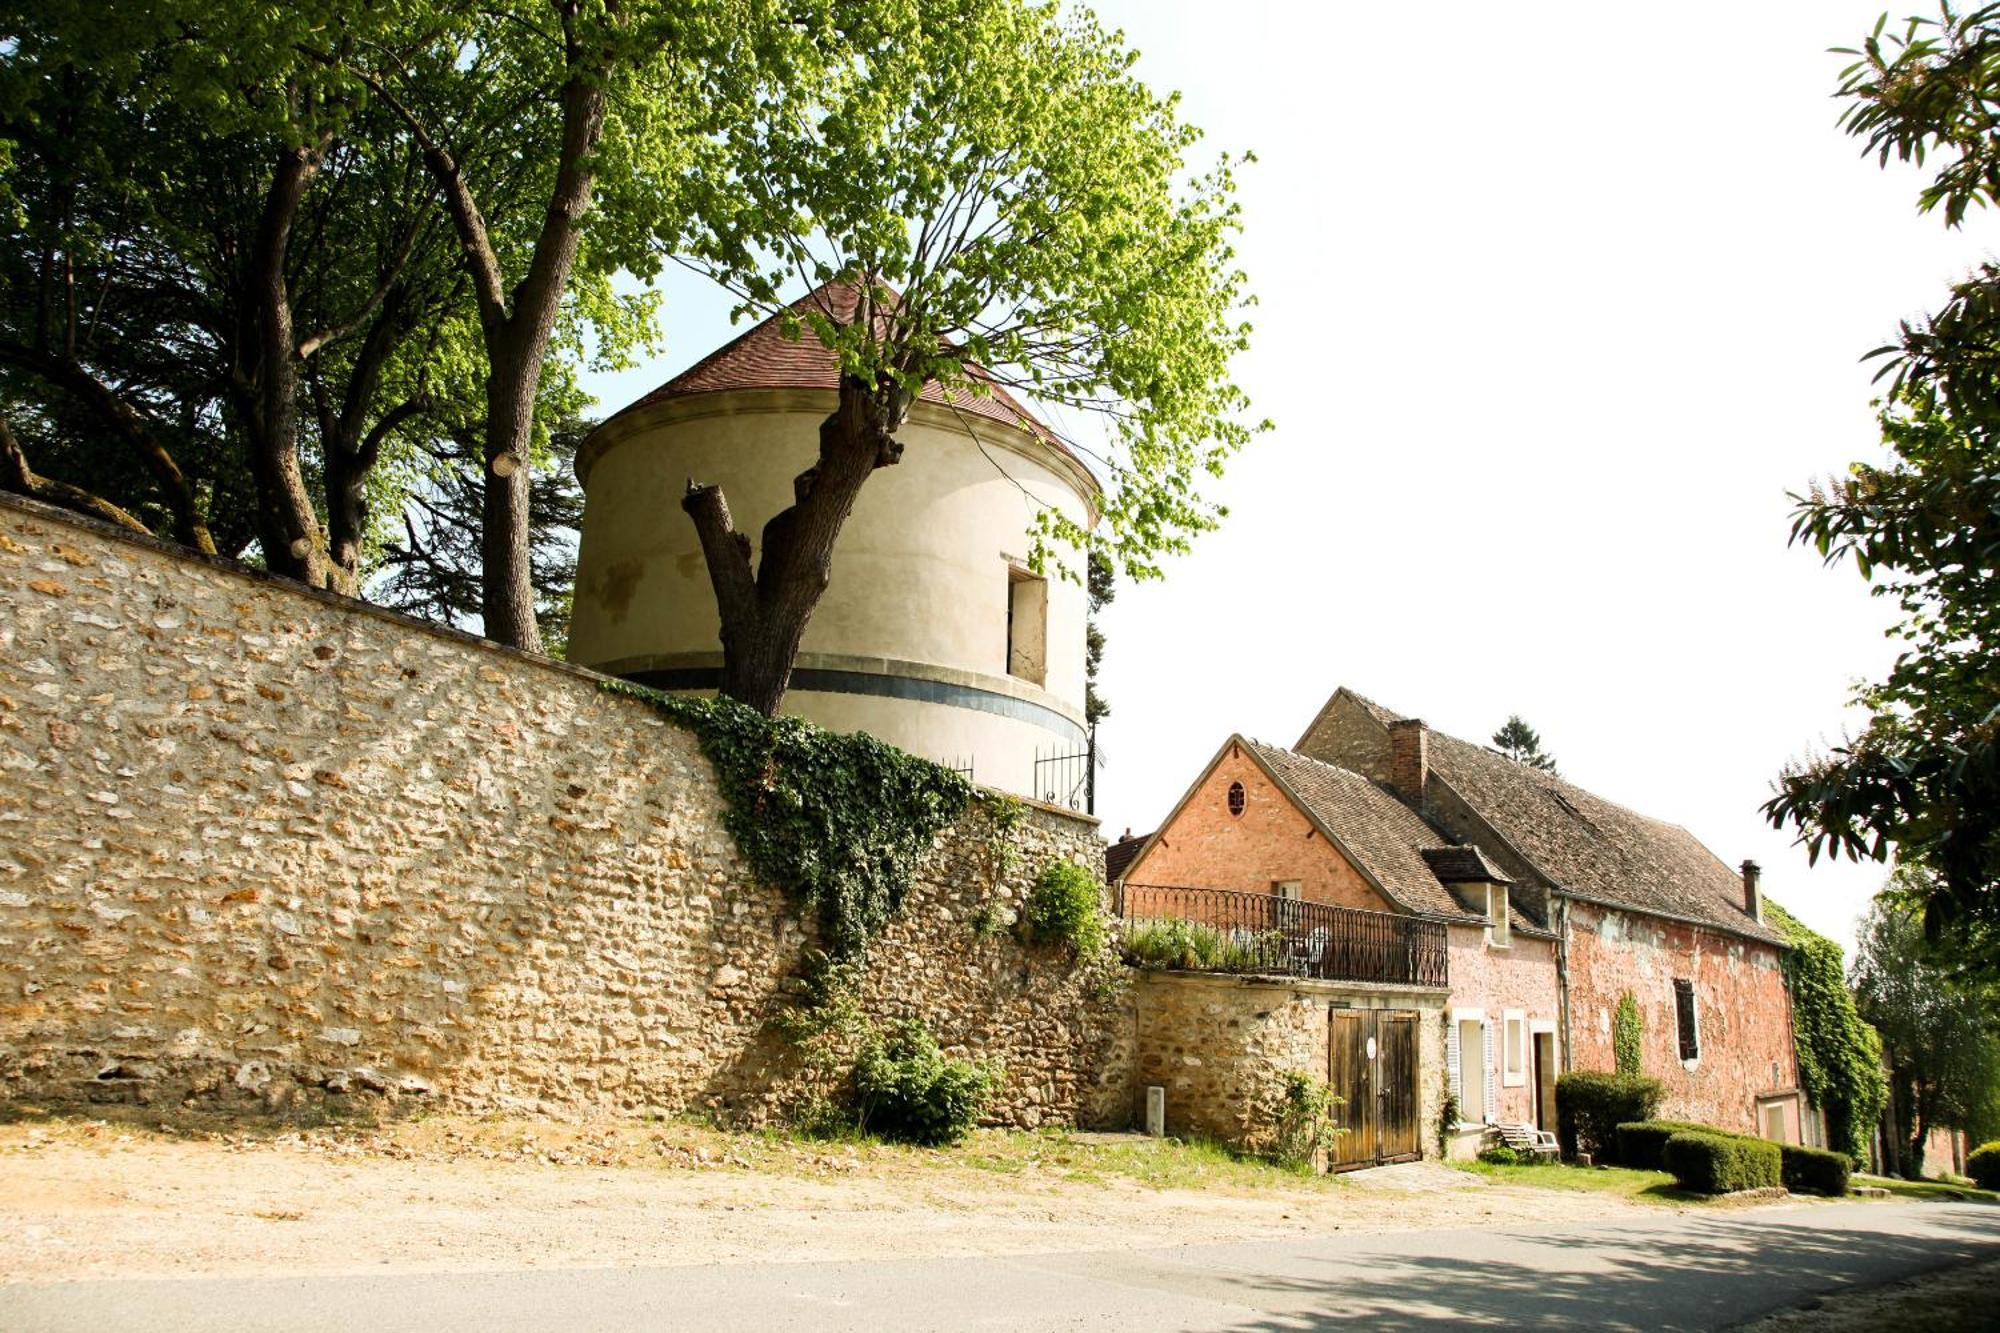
[1613,992,1644,1077]
[1767,899,1890,1167]
[603,681,973,956]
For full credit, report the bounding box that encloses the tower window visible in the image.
[1006,566,1047,684]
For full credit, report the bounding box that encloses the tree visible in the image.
[337,0,796,650]
[677,0,1259,714]
[1492,715,1559,773]
[1766,5,2000,974]
[1852,883,2000,1176]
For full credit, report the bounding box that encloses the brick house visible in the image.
[1117,687,1806,1157]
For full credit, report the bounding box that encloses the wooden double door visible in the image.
[1327,1007,1421,1171]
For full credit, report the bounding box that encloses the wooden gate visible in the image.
[1327,1008,1421,1171]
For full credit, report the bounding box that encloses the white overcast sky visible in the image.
[579,1,1981,955]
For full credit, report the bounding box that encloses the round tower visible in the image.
[568,285,1098,804]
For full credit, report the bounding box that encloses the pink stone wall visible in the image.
[1444,925,1561,1128]
[1565,901,1797,1134]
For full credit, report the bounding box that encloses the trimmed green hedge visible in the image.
[1663,1130,1781,1194]
[1969,1141,2000,1191]
[1615,1120,1715,1172]
[1556,1072,1663,1162]
[1781,1143,1852,1196]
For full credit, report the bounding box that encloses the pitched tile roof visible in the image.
[1420,846,1513,885]
[1105,830,1151,883]
[1345,692,1785,946]
[597,280,1062,446]
[1239,739,1489,925]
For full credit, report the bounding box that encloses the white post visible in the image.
[1145,1085,1166,1138]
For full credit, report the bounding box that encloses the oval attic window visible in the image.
[1227,781,1246,817]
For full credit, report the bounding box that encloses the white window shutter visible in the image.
[1446,1020,1462,1109]
[1482,1020,1497,1124]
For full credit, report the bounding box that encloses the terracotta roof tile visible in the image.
[1349,693,1784,945]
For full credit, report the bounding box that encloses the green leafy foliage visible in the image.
[1970,1141,2000,1189]
[680,0,1264,588]
[1555,1072,1663,1163]
[1612,992,1644,1078]
[1436,1078,1461,1159]
[1769,9,2000,967]
[1021,859,1108,957]
[1476,1145,1553,1167]
[1270,1070,1342,1171]
[1123,918,1278,974]
[604,680,971,956]
[1661,1130,1780,1195]
[1853,891,2000,1176]
[1765,899,1889,1166]
[852,1018,999,1147]
[1781,1143,1853,1197]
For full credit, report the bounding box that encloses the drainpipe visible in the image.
[1555,889,1572,1074]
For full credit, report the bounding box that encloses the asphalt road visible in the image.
[5,1199,1997,1331]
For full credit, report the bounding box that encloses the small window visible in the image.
[1227,781,1246,817]
[1487,884,1510,948]
[1005,566,1047,684]
[1503,1010,1527,1087]
[1674,978,1700,1061]
[1273,880,1302,901]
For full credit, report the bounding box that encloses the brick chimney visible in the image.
[1388,718,1429,804]
[1740,859,1762,923]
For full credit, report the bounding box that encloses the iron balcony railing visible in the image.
[1116,883,1450,989]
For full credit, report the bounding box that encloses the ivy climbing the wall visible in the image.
[603,680,973,956]
[1767,900,1889,1167]
[1613,992,1644,1077]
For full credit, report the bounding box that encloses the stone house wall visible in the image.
[1130,972,1445,1155]
[1564,900,1798,1135]
[1123,743,1393,912]
[0,496,1133,1128]
[1443,924,1560,1133]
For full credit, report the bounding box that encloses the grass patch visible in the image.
[1449,1158,1710,1204]
[1853,1173,2000,1204]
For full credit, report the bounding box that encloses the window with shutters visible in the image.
[1673,978,1700,1061]
[1502,1010,1527,1087]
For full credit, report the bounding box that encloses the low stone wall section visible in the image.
[0,495,1132,1127]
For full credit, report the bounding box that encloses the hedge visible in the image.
[1781,1143,1852,1197]
[1663,1131,1781,1194]
[1970,1141,2000,1191]
[1615,1120,1715,1173]
[1556,1072,1663,1162]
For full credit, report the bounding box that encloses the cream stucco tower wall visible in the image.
[569,378,1098,801]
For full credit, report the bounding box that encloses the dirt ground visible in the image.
[0,1110,1737,1283]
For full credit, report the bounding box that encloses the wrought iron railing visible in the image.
[1116,883,1450,989]
[1033,742,1095,814]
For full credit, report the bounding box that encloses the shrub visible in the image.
[1615,1120,1716,1172]
[1271,1070,1342,1170]
[1556,1072,1664,1162]
[1022,860,1107,956]
[1663,1130,1781,1194]
[852,1019,999,1147]
[1781,1143,1852,1196]
[1969,1141,2000,1191]
[1124,918,1278,973]
[1477,1145,1552,1167]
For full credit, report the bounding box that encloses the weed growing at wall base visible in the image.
[603,680,972,956]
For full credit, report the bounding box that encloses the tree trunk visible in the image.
[0,412,152,535]
[319,295,419,597]
[244,140,329,587]
[683,374,911,715]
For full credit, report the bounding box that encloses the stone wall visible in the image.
[1131,972,1446,1157]
[1564,900,1797,1134]
[0,495,1132,1127]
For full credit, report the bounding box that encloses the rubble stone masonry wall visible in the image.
[0,496,1134,1127]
